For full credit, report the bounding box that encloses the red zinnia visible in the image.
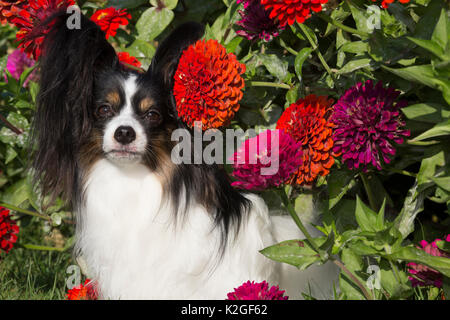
[117,52,142,68]
[371,0,410,9]
[67,279,98,300]
[0,207,19,255]
[260,0,329,26]
[276,95,336,186]
[173,39,246,130]
[12,0,75,59]
[0,0,28,25]
[91,7,131,39]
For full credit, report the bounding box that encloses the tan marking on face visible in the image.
[106,90,121,106]
[139,97,154,113]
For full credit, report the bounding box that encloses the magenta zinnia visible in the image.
[231,129,302,190]
[5,49,37,86]
[227,280,288,300]
[331,80,410,171]
[0,207,19,255]
[236,0,283,42]
[407,235,450,288]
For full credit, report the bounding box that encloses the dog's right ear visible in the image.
[32,10,119,205]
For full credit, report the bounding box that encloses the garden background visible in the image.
[0,0,449,300]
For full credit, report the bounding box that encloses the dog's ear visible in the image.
[32,11,119,205]
[147,22,204,89]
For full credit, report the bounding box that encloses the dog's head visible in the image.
[32,11,204,203]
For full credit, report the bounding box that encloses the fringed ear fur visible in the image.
[32,12,119,206]
[148,22,205,89]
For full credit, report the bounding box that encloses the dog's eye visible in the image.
[145,110,161,123]
[96,104,113,118]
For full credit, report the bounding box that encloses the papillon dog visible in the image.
[31,11,338,299]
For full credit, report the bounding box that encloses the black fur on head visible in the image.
[32,11,119,205]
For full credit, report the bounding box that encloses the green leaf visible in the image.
[431,9,448,51]
[260,238,325,270]
[328,170,356,209]
[294,48,313,82]
[431,176,450,192]
[393,181,425,239]
[340,41,369,54]
[257,54,289,82]
[386,246,450,278]
[2,178,29,207]
[355,196,379,232]
[125,39,156,69]
[5,145,17,164]
[150,0,178,10]
[406,37,445,59]
[136,7,174,42]
[376,198,386,231]
[435,240,450,253]
[382,64,439,89]
[402,103,450,123]
[347,1,372,34]
[339,248,367,300]
[379,259,412,299]
[337,58,373,74]
[412,119,450,141]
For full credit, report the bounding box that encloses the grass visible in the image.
[0,215,75,300]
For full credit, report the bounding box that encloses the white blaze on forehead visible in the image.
[102,74,148,156]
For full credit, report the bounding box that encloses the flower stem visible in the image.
[331,258,373,300]
[246,81,291,90]
[0,113,23,135]
[277,188,373,300]
[360,172,377,211]
[21,244,65,252]
[277,188,322,253]
[317,12,370,39]
[0,202,51,222]
[298,23,337,85]
[387,167,417,178]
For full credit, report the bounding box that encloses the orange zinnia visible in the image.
[276,95,336,186]
[173,39,246,130]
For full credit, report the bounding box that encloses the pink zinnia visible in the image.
[227,280,288,300]
[230,129,303,190]
[407,235,450,288]
[5,49,36,85]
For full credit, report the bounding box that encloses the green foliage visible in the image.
[0,0,449,300]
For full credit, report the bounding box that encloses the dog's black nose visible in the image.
[114,126,136,145]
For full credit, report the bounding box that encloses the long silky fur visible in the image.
[32,12,119,206]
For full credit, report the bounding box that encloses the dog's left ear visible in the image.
[146,22,204,89]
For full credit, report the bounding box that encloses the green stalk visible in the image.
[360,172,377,211]
[277,188,322,254]
[21,244,65,252]
[317,12,370,39]
[298,23,337,85]
[387,167,417,178]
[246,81,291,90]
[0,202,51,222]
[278,187,373,300]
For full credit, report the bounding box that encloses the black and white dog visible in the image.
[32,11,338,299]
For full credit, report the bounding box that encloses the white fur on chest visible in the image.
[77,159,278,299]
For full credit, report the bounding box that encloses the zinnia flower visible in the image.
[276,95,336,186]
[260,0,329,26]
[236,0,283,42]
[91,7,131,39]
[173,39,246,130]
[12,0,75,59]
[331,80,410,171]
[117,52,142,68]
[371,0,410,9]
[227,280,288,300]
[0,0,28,25]
[0,207,19,255]
[407,235,450,288]
[231,129,303,190]
[5,49,37,85]
[67,279,98,300]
